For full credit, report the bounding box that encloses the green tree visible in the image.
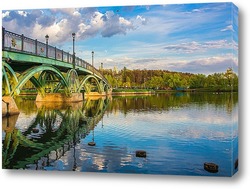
[189,74,206,89]
[168,73,182,89]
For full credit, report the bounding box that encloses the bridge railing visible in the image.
[2,27,108,84]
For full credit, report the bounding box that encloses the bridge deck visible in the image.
[2,27,108,84]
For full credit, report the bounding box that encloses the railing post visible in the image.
[2,27,5,50]
[21,34,24,51]
[35,39,38,55]
[67,52,69,63]
[62,50,63,61]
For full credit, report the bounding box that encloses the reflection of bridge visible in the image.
[2,98,109,170]
[2,27,111,116]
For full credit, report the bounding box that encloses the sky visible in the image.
[2,2,238,74]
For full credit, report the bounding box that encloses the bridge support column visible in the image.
[36,93,84,102]
[106,88,113,95]
[84,92,107,98]
[2,114,19,132]
[2,96,20,117]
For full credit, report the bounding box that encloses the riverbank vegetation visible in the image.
[102,67,238,92]
[20,67,238,94]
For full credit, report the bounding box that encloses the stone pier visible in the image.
[84,92,107,97]
[36,93,84,102]
[2,96,20,117]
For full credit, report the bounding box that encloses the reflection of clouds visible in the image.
[54,143,134,172]
[114,104,238,127]
[14,112,36,132]
[80,144,133,172]
[105,103,238,141]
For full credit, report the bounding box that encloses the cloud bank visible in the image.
[2,8,146,44]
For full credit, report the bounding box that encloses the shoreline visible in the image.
[19,88,238,96]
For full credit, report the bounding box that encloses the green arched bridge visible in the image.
[2,27,111,116]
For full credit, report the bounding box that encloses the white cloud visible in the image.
[135,15,147,25]
[18,11,27,17]
[51,8,77,16]
[105,58,114,62]
[2,8,142,44]
[164,40,237,54]
[100,11,134,37]
[220,24,235,32]
[192,9,202,12]
[2,11,10,18]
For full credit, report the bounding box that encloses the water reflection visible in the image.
[107,92,237,115]
[2,92,238,176]
[2,97,109,169]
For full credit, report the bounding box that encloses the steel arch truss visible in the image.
[77,75,103,93]
[2,62,109,97]
[66,69,80,93]
[9,65,69,96]
[2,61,19,96]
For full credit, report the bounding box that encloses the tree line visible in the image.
[102,67,238,91]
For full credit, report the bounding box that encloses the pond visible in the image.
[2,92,238,176]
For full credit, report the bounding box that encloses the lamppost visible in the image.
[72,32,76,69]
[92,51,94,75]
[45,34,49,57]
[101,62,104,75]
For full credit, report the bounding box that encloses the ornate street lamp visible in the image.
[72,32,76,69]
[45,34,49,57]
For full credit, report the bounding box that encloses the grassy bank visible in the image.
[112,88,154,93]
[155,87,238,93]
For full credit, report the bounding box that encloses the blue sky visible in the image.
[2,2,238,74]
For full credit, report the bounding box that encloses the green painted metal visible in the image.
[3,62,18,84]
[66,69,80,93]
[2,27,109,91]
[2,67,11,95]
[29,76,45,95]
[38,70,62,93]
[10,65,69,96]
[2,62,19,95]
[77,75,103,93]
[2,51,94,75]
[3,50,109,85]
[2,45,111,97]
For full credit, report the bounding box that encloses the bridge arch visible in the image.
[2,62,19,96]
[10,65,69,96]
[66,69,80,93]
[77,75,102,93]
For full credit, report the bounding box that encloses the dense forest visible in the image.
[102,67,238,91]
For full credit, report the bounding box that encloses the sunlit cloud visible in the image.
[221,24,235,32]
[2,8,145,44]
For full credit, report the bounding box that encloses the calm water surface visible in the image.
[2,92,238,176]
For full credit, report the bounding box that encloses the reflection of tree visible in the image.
[107,92,238,115]
[14,96,37,115]
[2,97,109,169]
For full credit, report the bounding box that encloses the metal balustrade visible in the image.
[2,27,108,84]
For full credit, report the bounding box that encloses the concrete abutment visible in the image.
[2,96,20,117]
